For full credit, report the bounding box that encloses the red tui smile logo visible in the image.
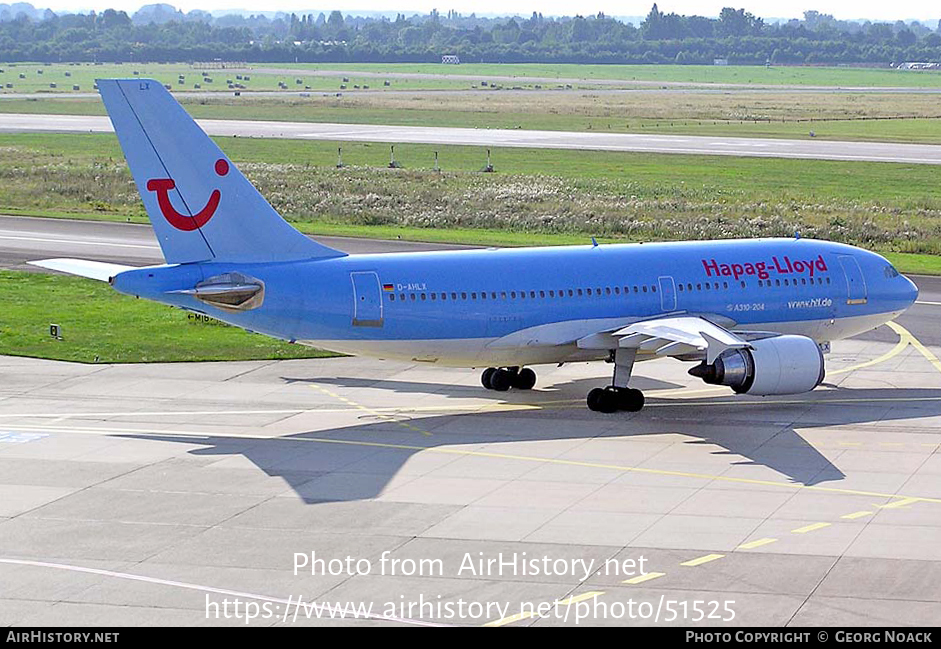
[146,158,229,231]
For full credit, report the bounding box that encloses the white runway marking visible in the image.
[0,557,442,627]
[0,234,158,250]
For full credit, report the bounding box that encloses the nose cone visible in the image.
[903,275,919,308]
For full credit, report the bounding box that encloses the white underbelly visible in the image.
[298,310,901,368]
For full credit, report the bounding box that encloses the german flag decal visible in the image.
[382,283,394,292]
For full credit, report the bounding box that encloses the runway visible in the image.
[4,113,941,164]
[0,214,474,271]
[3,214,941,626]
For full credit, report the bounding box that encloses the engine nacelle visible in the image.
[688,335,825,396]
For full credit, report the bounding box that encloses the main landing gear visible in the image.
[586,347,646,413]
[481,367,537,392]
[586,386,644,413]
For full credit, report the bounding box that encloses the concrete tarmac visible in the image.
[1,328,941,626]
[2,216,941,626]
[4,113,941,164]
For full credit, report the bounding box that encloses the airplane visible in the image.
[32,79,919,413]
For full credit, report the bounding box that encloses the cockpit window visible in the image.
[884,265,900,278]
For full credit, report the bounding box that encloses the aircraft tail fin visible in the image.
[97,79,345,265]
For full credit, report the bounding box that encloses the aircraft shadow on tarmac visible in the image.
[120,384,941,504]
[282,375,686,398]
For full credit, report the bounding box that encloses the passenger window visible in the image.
[586,288,592,296]
[678,284,684,292]
[549,290,555,297]
[389,294,395,301]
[569,289,574,297]
[651,285,656,293]
[577,289,583,296]
[441,293,447,300]
[410,294,416,301]
[540,290,546,298]
[431,293,437,300]
[510,291,516,299]
[642,286,648,293]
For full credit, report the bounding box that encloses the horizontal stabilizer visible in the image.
[28,258,136,282]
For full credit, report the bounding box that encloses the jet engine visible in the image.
[688,335,825,396]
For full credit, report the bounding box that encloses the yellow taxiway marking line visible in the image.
[842,510,873,520]
[791,522,831,534]
[737,538,778,550]
[899,324,941,376]
[680,554,725,567]
[876,496,920,509]
[5,422,941,506]
[623,572,666,585]
[482,591,604,627]
[838,442,863,447]
[310,385,433,437]
[828,326,910,376]
[558,591,606,606]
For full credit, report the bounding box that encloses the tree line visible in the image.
[0,4,939,65]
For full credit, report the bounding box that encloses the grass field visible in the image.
[0,62,484,94]
[0,270,337,363]
[271,63,941,88]
[0,131,939,267]
[5,87,941,144]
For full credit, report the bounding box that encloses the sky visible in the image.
[31,1,941,23]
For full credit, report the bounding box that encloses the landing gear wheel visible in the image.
[513,368,537,390]
[617,387,645,412]
[489,369,513,392]
[587,387,618,413]
[481,367,497,390]
[587,386,645,413]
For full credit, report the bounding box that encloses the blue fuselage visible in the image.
[112,237,918,367]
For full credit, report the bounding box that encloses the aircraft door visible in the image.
[658,276,677,311]
[837,255,868,305]
[350,271,384,327]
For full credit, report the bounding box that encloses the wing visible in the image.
[28,258,136,282]
[577,315,751,364]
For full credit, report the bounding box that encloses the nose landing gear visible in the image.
[481,367,537,391]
